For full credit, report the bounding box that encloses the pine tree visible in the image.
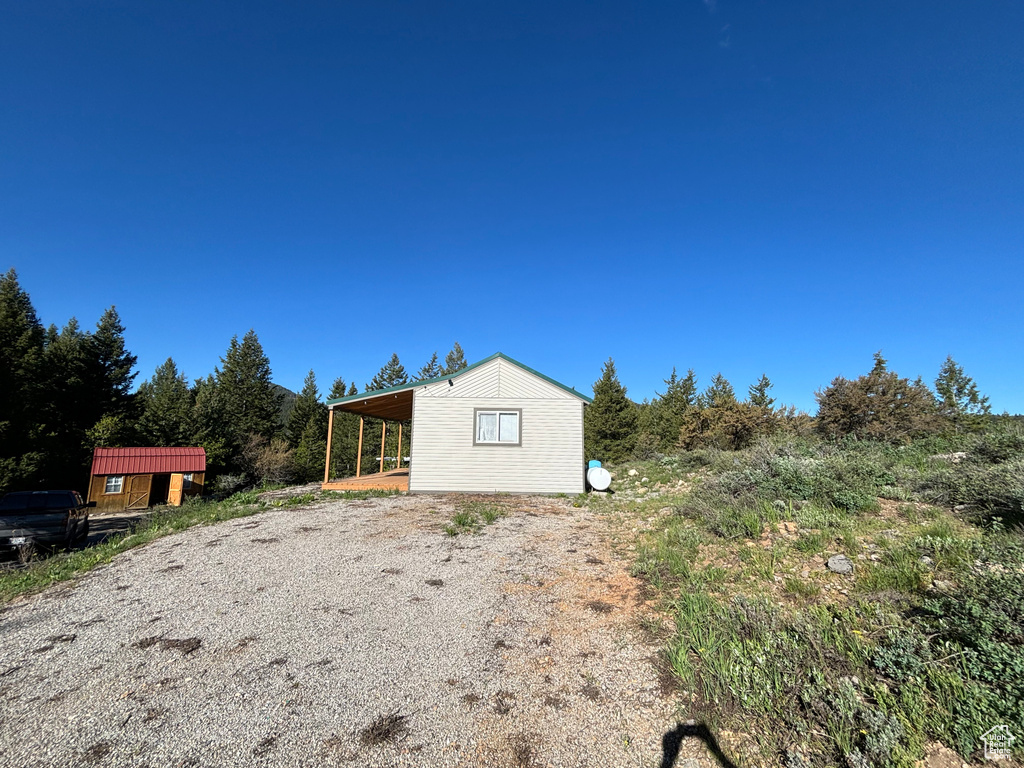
[417,352,443,380]
[287,370,328,482]
[328,377,348,399]
[654,368,698,447]
[287,370,326,448]
[584,358,638,463]
[0,269,46,491]
[367,353,409,391]
[325,379,361,479]
[39,318,95,486]
[75,307,140,451]
[748,374,775,409]
[293,416,327,483]
[816,352,938,444]
[699,373,737,409]
[217,329,282,448]
[934,355,991,433]
[442,342,467,375]
[137,358,194,446]
[90,306,137,413]
[190,374,231,472]
[365,354,409,470]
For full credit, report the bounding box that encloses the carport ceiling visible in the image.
[331,389,413,421]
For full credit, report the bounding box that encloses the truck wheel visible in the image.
[76,519,90,541]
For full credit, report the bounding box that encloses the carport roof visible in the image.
[90,447,207,476]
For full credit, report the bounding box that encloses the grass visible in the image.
[608,432,1024,767]
[443,500,509,536]
[0,485,394,604]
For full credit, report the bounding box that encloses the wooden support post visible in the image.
[323,408,335,484]
[379,421,387,474]
[356,416,364,478]
[396,423,403,469]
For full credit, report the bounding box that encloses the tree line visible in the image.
[0,269,468,494]
[1,266,1005,494]
[583,352,996,463]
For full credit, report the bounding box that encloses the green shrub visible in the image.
[870,536,1024,759]
[970,426,1024,464]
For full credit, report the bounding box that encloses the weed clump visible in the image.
[358,711,409,746]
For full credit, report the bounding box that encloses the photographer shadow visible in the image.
[660,722,739,768]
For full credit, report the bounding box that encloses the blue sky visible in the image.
[4,2,1022,412]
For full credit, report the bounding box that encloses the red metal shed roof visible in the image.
[90,447,207,476]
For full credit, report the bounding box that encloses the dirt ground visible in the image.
[0,493,732,768]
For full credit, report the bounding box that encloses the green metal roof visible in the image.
[326,352,593,408]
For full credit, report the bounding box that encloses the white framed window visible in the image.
[182,473,193,490]
[104,476,124,494]
[474,409,521,445]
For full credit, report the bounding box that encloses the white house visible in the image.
[322,353,592,495]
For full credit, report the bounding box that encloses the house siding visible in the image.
[410,359,586,494]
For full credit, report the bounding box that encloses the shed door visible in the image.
[127,475,151,510]
[168,474,184,507]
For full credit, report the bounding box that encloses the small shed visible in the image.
[323,353,592,494]
[87,447,206,511]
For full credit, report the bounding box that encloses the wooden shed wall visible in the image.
[88,472,205,511]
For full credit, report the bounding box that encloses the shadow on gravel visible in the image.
[660,722,740,768]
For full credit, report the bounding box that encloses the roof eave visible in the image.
[327,352,591,408]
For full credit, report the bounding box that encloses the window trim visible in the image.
[473,408,522,446]
[104,476,125,494]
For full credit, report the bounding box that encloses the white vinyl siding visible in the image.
[418,358,581,401]
[410,397,584,494]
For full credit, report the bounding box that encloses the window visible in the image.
[474,410,521,445]
[105,476,124,494]
[182,473,193,490]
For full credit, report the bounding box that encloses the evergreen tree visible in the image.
[75,307,140,451]
[442,342,467,375]
[137,358,194,446]
[0,269,46,491]
[417,352,443,380]
[699,373,737,409]
[654,367,698,447]
[748,374,775,409]
[328,377,348,399]
[190,373,231,472]
[89,307,137,417]
[329,382,362,477]
[293,416,327,483]
[816,352,939,444]
[288,371,328,482]
[365,354,409,471]
[584,358,638,463]
[39,318,95,486]
[216,329,282,448]
[287,370,326,448]
[368,353,409,391]
[934,355,991,433]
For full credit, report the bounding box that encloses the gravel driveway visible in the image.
[0,495,702,768]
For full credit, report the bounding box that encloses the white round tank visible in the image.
[586,466,611,491]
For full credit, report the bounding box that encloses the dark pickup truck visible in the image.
[0,490,93,550]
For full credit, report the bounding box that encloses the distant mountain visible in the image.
[274,383,298,427]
